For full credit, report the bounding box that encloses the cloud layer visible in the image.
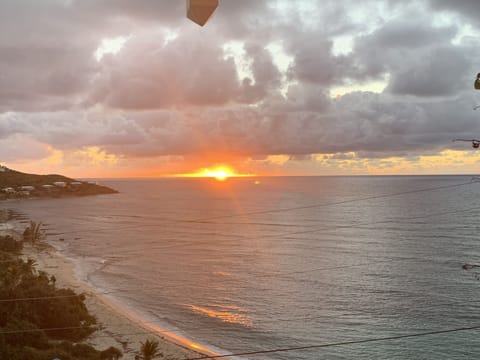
[2,0,480,176]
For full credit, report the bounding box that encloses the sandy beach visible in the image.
[0,215,220,360]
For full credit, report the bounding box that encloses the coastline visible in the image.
[1,214,222,360]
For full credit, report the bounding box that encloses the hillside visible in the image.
[0,166,117,199]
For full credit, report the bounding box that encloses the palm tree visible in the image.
[23,221,43,244]
[137,339,162,360]
[21,258,37,276]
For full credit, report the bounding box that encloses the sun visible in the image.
[205,168,230,181]
[175,165,253,181]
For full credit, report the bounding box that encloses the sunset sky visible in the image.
[2,0,480,177]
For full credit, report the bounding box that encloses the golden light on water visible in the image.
[176,165,254,181]
[186,304,252,327]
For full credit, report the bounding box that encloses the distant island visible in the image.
[0,165,118,200]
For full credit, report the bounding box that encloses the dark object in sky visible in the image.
[463,263,480,270]
[187,0,219,26]
[475,73,480,90]
[452,139,480,148]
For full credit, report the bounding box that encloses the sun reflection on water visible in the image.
[186,304,252,327]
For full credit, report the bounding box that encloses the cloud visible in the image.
[2,0,480,176]
[385,46,470,96]
[0,134,52,162]
[74,146,120,165]
[3,87,479,162]
[429,0,480,27]
[348,18,474,97]
[89,31,242,109]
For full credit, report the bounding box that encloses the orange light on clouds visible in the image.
[176,165,254,181]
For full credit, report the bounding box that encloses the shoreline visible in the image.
[1,215,223,360]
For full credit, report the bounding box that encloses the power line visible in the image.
[0,294,83,303]
[90,291,480,334]
[0,258,388,304]
[183,324,480,360]
[0,257,417,305]
[107,203,480,258]
[189,180,478,223]
[3,288,480,358]
[4,179,472,263]
[0,291,466,336]
[1,204,475,303]
[0,325,94,335]
[1,180,479,351]
[1,202,477,304]
[36,179,479,240]
[2,319,480,359]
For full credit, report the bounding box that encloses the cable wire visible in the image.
[2,202,477,303]
[35,179,479,239]
[0,294,83,303]
[0,325,95,335]
[1,179,479,355]
[189,180,477,223]
[183,324,480,359]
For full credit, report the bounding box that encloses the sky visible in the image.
[2,0,480,177]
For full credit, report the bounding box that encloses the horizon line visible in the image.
[77,173,480,180]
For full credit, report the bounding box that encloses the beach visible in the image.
[0,213,219,360]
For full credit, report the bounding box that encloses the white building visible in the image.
[53,181,67,187]
[19,186,35,191]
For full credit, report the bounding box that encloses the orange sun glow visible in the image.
[176,166,253,181]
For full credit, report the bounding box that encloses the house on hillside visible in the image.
[19,186,35,191]
[53,181,66,187]
[69,182,82,192]
[2,187,15,194]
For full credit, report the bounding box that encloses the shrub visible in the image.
[100,346,123,359]
[0,235,23,253]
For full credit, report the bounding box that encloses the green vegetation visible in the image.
[23,221,44,244]
[0,232,123,360]
[0,235,23,252]
[136,339,163,360]
[0,166,117,200]
[0,167,74,188]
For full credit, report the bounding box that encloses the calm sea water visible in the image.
[3,176,480,359]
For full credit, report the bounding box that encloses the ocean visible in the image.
[3,176,480,359]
